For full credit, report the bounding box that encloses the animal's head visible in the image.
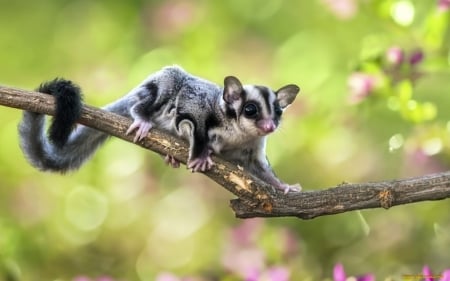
[222,76,300,137]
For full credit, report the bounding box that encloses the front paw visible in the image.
[126,118,153,142]
[187,155,214,172]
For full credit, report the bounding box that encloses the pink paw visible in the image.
[277,183,302,194]
[126,118,153,142]
[187,156,214,172]
[164,155,180,168]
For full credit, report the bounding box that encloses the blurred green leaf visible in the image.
[397,80,413,102]
[423,10,450,48]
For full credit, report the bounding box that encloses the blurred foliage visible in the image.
[0,0,450,280]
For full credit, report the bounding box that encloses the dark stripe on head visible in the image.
[241,88,248,102]
[255,86,272,115]
[273,101,283,126]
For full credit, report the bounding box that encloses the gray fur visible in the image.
[19,66,301,192]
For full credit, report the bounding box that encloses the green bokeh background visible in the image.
[1,0,449,280]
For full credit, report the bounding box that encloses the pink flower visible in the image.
[222,246,266,279]
[222,219,266,278]
[145,0,199,38]
[279,228,300,258]
[424,266,434,281]
[333,263,375,281]
[230,218,264,247]
[333,264,346,281]
[441,270,450,281]
[438,0,450,12]
[321,0,358,19]
[347,73,377,104]
[386,46,404,65]
[266,266,290,281]
[155,273,182,281]
[423,266,450,281]
[245,266,290,281]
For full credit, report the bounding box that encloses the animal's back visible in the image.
[143,66,222,140]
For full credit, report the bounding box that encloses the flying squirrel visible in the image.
[18,66,301,193]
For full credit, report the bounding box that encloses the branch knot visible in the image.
[379,188,395,209]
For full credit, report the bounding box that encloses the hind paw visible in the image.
[187,155,214,172]
[277,183,302,194]
[126,118,153,142]
[164,155,180,168]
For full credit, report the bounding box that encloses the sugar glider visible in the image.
[19,66,301,193]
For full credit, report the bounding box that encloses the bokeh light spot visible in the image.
[152,188,211,241]
[423,138,442,156]
[387,96,400,111]
[422,102,437,121]
[65,186,108,231]
[390,0,415,26]
[389,134,404,152]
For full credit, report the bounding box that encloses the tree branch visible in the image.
[1,85,450,219]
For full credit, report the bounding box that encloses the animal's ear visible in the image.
[223,76,244,103]
[276,84,300,108]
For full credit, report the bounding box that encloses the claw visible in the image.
[187,155,214,172]
[126,119,153,142]
[164,155,180,168]
[279,183,302,194]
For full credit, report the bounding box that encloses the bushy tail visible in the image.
[41,78,83,147]
[18,78,112,172]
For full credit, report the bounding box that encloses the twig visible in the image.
[1,85,450,219]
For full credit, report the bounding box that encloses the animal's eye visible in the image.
[243,103,258,118]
